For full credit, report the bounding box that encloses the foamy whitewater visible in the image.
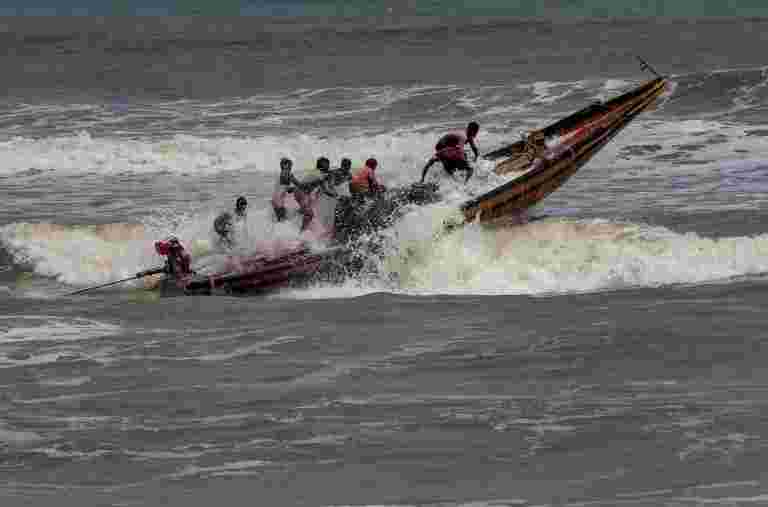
[2,15,768,507]
[4,106,768,297]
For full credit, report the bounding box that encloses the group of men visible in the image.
[271,155,386,232]
[213,121,481,246]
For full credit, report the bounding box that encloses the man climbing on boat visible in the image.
[420,121,480,184]
[349,158,386,198]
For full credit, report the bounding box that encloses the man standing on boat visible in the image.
[420,121,480,184]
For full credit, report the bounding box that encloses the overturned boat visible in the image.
[101,73,668,297]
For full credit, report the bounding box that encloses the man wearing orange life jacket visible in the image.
[349,158,386,197]
[420,121,480,184]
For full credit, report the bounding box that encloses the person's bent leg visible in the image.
[461,160,474,183]
[294,190,315,231]
[441,159,459,180]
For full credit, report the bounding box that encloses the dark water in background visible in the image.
[2,12,768,507]
[2,16,768,100]
[5,0,768,17]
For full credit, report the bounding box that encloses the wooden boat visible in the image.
[159,245,340,296]
[461,76,668,223]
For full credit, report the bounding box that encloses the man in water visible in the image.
[213,196,248,249]
[420,121,480,184]
[349,158,386,197]
[272,157,302,222]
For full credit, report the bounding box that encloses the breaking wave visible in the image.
[3,206,768,298]
[377,218,768,296]
[3,66,768,298]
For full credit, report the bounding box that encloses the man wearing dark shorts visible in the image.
[420,121,479,184]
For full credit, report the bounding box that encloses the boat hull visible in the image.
[462,77,667,223]
[159,247,343,297]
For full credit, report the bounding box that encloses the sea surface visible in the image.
[2,11,768,507]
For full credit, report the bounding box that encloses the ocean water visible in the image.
[2,12,768,507]
[4,1,768,17]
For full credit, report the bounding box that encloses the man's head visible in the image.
[280,157,293,171]
[365,158,378,170]
[340,157,352,172]
[214,212,233,237]
[467,121,479,139]
[235,196,248,217]
[317,157,331,172]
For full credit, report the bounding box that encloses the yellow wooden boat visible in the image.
[462,75,668,223]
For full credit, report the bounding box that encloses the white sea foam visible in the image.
[0,222,161,286]
[0,315,120,343]
[2,76,768,297]
[6,197,768,298]
[383,219,768,296]
[523,80,587,105]
[38,376,92,387]
[172,459,271,478]
[278,217,768,298]
[0,146,495,290]
[0,129,513,178]
[0,316,120,368]
[676,495,768,504]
